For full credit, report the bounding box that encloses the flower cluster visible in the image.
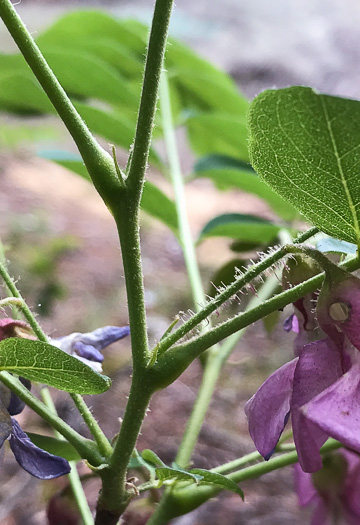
[245,262,360,473]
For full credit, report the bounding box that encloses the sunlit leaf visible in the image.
[248,86,360,244]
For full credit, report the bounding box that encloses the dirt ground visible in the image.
[2,0,358,523]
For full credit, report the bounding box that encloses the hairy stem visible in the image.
[175,276,278,467]
[153,248,360,385]
[125,0,174,199]
[94,0,175,521]
[156,227,319,353]
[70,394,113,458]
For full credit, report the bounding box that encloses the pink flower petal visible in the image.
[303,362,360,454]
[245,358,297,459]
[291,339,343,472]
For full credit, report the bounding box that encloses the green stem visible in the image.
[94,1,174,521]
[0,372,102,465]
[68,461,95,525]
[125,0,174,200]
[175,277,278,467]
[42,388,94,525]
[0,261,48,342]
[156,228,318,353]
[70,394,113,458]
[0,0,121,209]
[159,71,205,311]
[211,451,262,475]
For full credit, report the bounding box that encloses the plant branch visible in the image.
[125,0,174,200]
[149,439,342,523]
[156,227,319,353]
[159,71,205,312]
[0,0,121,209]
[70,394,113,458]
[94,1,175,521]
[175,276,278,467]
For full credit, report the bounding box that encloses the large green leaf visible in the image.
[167,41,248,116]
[27,433,81,461]
[198,213,281,243]
[0,339,111,394]
[193,155,298,220]
[248,86,360,245]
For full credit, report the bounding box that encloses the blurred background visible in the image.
[0,0,359,523]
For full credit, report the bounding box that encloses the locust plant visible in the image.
[1,1,360,524]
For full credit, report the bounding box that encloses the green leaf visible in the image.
[316,237,357,255]
[27,433,81,461]
[198,213,281,243]
[190,469,244,499]
[186,113,248,160]
[38,151,91,181]
[193,155,298,221]
[42,48,140,108]
[248,86,360,245]
[156,467,203,484]
[0,339,111,394]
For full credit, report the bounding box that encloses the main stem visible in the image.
[94,0,174,521]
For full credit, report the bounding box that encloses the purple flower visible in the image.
[245,264,360,473]
[294,449,360,525]
[50,325,130,372]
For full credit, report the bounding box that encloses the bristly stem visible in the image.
[0,0,121,210]
[70,394,113,458]
[175,276,279,468]
[156,227,319,353]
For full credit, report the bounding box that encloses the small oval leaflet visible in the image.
[0,339,111,394]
